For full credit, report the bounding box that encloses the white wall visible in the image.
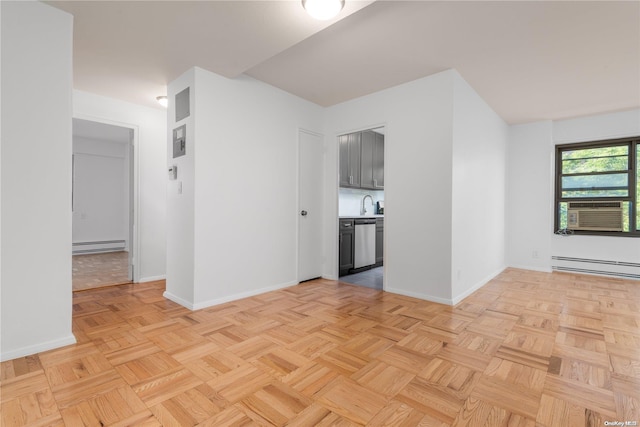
[165,68,324,309]
[506,109,640,274]
[73,137,129,248]
[553,109,640,145]
[73,90,167,282]
[0,0,3,364]
[165,69,196,306]
[1,1,75,360]
[551,109,640,267]
[506,121,553,271]
[324,70,455,303]
[451,72,508,303]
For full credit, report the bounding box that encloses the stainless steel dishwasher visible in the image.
[354,218,376,269]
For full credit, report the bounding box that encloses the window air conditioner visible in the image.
[567,201,623,231]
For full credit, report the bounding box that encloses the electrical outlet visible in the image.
[532,250,539,259]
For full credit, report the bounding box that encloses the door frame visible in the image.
[296,128,325,283]
[334,122,388,281]
[73,113,141,283]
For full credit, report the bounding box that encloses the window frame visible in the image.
[554,136,639,237]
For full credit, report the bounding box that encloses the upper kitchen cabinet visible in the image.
[339,132,361,188]
[340,130,384,190]
[373,132,384,188]
[361,130,385,190]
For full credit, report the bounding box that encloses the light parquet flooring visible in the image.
[72,251,130,291]
[2,268,639,426]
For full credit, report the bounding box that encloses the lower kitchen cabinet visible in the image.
[339,219,355,276]
[375,218,384,265]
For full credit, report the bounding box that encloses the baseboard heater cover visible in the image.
[73,240,126,255]
[551,256,640,280]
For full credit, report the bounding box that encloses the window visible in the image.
[555,137,639,235]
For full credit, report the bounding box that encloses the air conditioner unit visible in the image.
[567,201,623,231]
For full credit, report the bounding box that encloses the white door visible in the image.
[298,130,324,282]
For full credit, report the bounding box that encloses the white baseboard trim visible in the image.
[139,275,166,283]
[164,280,298,311]
[1,334,77,362]
[507,264,553,273]
[384,267,507,307]
[384,286,453,306]
[192,280,298,311]
[163,291,196,310]
[451,266,506,305]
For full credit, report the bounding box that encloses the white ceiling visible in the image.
[48,1,639,124]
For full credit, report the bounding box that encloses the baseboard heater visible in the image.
[73,240,126,255]
[551,256,640,280]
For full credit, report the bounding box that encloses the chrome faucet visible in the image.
[361,195,374,215]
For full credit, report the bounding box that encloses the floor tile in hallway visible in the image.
[339,266,383,290]
[72,251,130,291]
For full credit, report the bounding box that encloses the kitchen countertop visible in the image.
[339,215,384,219]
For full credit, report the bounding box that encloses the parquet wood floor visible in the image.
[73,251,130,292]
[2,268,639,426]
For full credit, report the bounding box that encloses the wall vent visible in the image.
[551,256,640,280]
[567,200,623,231]
[72,240,126,255]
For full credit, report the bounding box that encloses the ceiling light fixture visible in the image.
[302,0,344,20]
[156,95,168,108]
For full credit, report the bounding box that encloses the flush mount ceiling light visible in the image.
[156,95,168,108]
[302,0,345,20]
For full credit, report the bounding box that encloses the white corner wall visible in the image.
[165,69,196,307]
[506,109,640,275]
[451,72,508,303]
[73,90,167,282]
[1,1,75,360]
[165,67,324,309]
[324,70,455,304]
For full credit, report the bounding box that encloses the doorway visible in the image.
[337,126,385,290]
[72,118,136,291]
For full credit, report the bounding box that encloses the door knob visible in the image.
[301,210,308,216]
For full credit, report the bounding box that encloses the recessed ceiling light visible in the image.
[156,95,168,108]
[302,0,345,20]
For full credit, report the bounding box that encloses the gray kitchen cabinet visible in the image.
[375,218,384,265]
[372,132,384,189]
[339,133,361,188]
[360,130,385,190]
[341,130,384,190]
[338,135,349,187]
[339,219,355,276]
[360,131,375,189]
